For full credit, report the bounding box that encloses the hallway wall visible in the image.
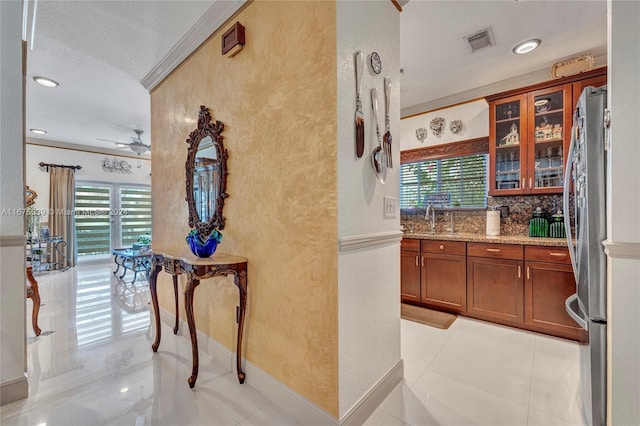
[0,0,27,405]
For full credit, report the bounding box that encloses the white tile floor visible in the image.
[1,263,585,426]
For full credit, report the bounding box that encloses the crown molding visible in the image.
[141,0,248,92]
[402,50,607,118]
[26,138,150,160]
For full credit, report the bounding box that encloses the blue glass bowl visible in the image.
[186,233,218,258]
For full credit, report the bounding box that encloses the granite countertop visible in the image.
[402,232,568,247]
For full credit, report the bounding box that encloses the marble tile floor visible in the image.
[1,263,585,426]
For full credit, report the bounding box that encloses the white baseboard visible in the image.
[340,359,404,425]
[157,308,401,425]
[0,375,28,406]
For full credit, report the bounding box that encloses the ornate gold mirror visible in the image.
[185,106,228,240]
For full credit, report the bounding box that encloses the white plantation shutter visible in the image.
[400,154,488,208]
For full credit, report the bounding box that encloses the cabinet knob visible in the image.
[439,245,445,250]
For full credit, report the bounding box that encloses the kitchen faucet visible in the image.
[425,204,436,233]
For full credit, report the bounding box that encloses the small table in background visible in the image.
[112,248,152,284]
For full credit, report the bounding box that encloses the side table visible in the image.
[148,249,248,388]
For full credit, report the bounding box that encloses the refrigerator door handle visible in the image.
[563,125,578,276]
[565,293,588,330]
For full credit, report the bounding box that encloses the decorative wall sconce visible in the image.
[102,157,132,174]
[222,22,245,57]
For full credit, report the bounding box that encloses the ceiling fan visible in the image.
[98,129,151,155]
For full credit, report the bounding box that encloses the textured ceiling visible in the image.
[25,0,214,153]
[25,0,608,152]
[400,0,607,115]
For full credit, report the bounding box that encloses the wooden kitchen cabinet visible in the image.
[487,68,607,196]
[524,246,582,340]
[401,238,580,341]
[467,243,524,324]
[400,239,421,303]
[421,240,466,313]
[488,84,572,195]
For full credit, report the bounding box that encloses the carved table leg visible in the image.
[234,269,247,384]
[113,254,121,276]
[184,276,201,388]
[148,260,163,352]
[172,275,179,334]
[26,266,41,336]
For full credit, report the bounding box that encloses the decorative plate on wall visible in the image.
[416,127,427,143]
[449,120,463,134]
[430,117,446,137]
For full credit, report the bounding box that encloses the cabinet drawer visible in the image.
[421,240,466,255]
[401,239,420,252]
[467,242,523,260]
[525,246,571,264]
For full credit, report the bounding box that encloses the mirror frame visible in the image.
[185,105,228,240]
[25,186,38,207]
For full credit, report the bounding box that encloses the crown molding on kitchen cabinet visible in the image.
[401,51,607,118]
[603,241,640,260]
[339,231,403,252]
[141,0,248,92]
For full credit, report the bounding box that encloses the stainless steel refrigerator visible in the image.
[563,86,607,426]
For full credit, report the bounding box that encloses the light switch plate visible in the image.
[383,196,397,218]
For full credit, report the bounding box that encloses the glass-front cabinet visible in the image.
[491,95,525,192]
[489,84,572,195]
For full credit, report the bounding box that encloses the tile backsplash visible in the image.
[401,194,565,236]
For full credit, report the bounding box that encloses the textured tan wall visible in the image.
[150,1,338,415]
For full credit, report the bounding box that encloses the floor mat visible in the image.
[401,303,457,330]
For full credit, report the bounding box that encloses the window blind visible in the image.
[400,154,488,209]
[120,187,152,246]
[75,185,111,256]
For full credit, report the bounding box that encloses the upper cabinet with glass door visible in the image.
[489,95,527,194]
[488,83,572,195]
[527,86,572,193]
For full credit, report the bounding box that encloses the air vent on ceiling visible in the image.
[464,27,495,53]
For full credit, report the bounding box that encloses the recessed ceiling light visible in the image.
[30,129,47,135]
[33,76,59,87]
[512,39,541,55]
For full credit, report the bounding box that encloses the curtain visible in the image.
[49,167,76,267]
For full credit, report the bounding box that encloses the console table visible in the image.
[148,250,248,388]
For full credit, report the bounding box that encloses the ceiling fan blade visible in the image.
[97,137,126,144]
